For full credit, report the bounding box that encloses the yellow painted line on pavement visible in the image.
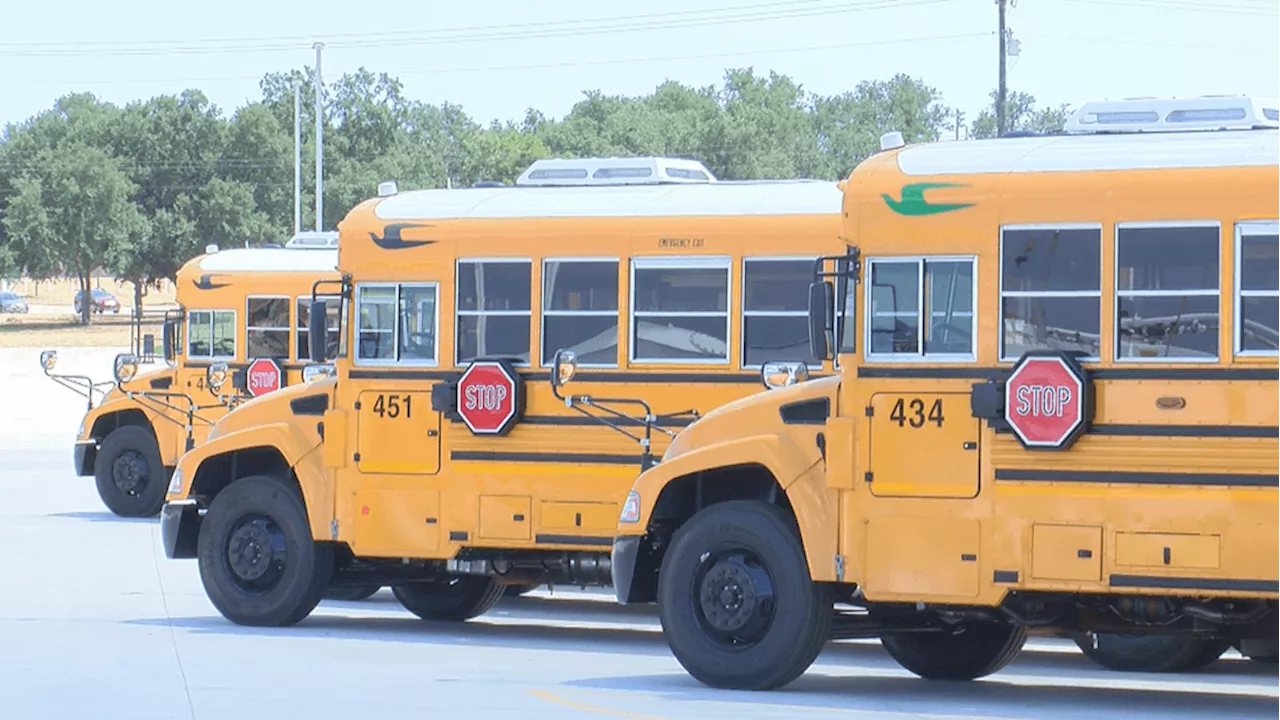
[526,689,667,719]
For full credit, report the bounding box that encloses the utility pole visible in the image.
[293,80,302,235]
[955,109,965,140]
[997,0,1008,137]
[313,42,325,232]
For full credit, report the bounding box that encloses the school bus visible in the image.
[42,234,343,519]
[603,96,1279,690]
[157,156,852,626]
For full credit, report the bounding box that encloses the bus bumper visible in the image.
[611,536,642,604]
[161,501,201,559]
[73,440,95,476]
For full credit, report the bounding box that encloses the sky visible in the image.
[0,0,1277,130]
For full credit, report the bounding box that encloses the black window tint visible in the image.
[743,260,811,312]
[1240,296,1280,353]
[1241,234,1279,292]
[1117,296,1219,358]
[458,261,531,312]
[458,315,531,363]
[543,315,618,365]
[633,267,727,313]
[1002,228,1100,292]
[247,297,290,360]
[743,315,811,366]
[1002,296,1102,358]
[1117,226,1219,292]
[632,315,728,361]
[544,261,618,312]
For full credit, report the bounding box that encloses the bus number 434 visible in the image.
[890,397,944,428]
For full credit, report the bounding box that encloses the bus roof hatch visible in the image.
[285,230,340,249]
[515,156,717,187]
[1064,95,1280,135]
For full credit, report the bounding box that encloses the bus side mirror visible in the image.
[162,321,175,362]
[807,281,834,362]
[552,349,578,391]
[308,300,328,364]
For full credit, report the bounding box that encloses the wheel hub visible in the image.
[111,451,149,495]
[696,553,776,644]
[225,516,286,589]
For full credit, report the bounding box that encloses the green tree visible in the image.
[970,90,1072,139]
[2,143,145,324]
[814,73,951,178]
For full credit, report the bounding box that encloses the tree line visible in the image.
[0,66,1069,323]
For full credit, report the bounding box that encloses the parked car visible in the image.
[74,288,121,314]
[0,290,28,313]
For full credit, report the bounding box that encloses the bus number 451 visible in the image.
[890,397,944,428]
[372,393,412,419]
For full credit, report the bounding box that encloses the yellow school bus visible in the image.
[159,156,851,626]
[604,96,1279,690]
[42,235,343,518]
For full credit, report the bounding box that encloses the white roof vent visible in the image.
[377,180,399,197]
[515,156,717,187]
[880,131,906,151]
[285,230,340,249]
[1065,95,1280,134]
[204,244,219,254]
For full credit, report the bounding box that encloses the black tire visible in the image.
[656,500,833,691]
[881,620,1027,680]
[93,425,167,517]
[392,576,504,621]
[323,585,381,602]
[1072,633,1231,672]
[196,475,333,627]
[503,583,539,598]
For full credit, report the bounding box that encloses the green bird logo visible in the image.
[882,182,975,216]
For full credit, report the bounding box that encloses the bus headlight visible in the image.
[113,353,139,384]
[761,360,808,390]
[620,491,642,524]
[206,362,229,394]
[39,349,57,373]
[303,363,336,383]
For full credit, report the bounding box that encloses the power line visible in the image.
[0,0,954,58]
[0,31,992,88]
[1058,0,1278,15]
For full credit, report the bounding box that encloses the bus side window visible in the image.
[630,257,731,364]
[1116,223,1219,360]
[541,258,619,367]
[865,257,976,360]
[1235,221,1280,356]
[246,296,291,361]
[741,258,818,368]
[457,259,532,365]
[1000,226,1101,361]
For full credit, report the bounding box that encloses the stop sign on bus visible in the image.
[1003,351,1091,450]
[457,359,524,435]
[246,357,283,398]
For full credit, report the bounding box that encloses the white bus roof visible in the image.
[895,127,1278,176]
[196,248,339,273]
[372,180,842,221]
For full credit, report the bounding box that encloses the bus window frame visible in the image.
[245,294,293,362]
[1234,219,1280,358]
[297,295,349,362]
[997,222,1103,364]
[540,256,621,369]
[455,257,533,368]
[352,282,440,367]
[629,255,733,366]
[1113,219,1221,364]
[740,255,821,371]
[862,254,978,364]
[186,308,236,361]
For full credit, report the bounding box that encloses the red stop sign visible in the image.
[1004,352,1090,449]
[457,360,523,435]
[246,357,283,398]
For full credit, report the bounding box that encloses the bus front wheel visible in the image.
[880,620,1027,680]
[392,576,504,621]
[656,500,833,691]
[93,425,167,517]
[1072,633,1231,672]
[196,475,333,627]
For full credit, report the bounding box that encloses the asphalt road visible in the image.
[1,346,1275,720]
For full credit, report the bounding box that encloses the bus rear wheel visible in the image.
[656,500,833,691]
[323,585,382,602]
[93,425,166,517]
[392,576,504,621]
[1072,633,1231,672]
[881,620,1027,680]
[196,476,333,627]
